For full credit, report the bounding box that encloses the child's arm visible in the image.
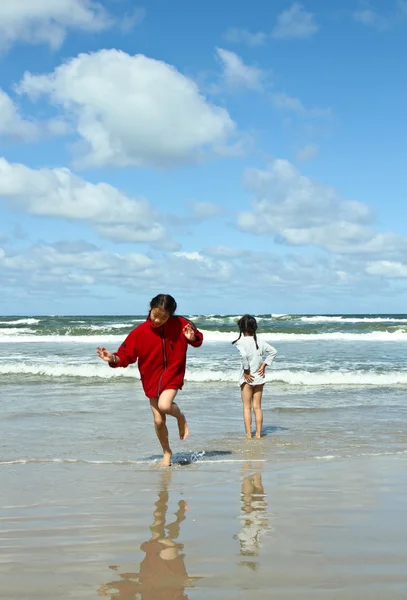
[257,342,277,377]
[96,329,138,368]
[181,318,204,347]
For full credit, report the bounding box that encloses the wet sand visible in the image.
[1,455,407,599]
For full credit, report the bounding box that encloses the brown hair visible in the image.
[149,294,177,315]
[232,314,259,349]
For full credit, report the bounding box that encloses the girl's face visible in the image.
[150,308,171,328]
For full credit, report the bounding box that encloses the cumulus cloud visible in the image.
[0,0,112,51]
[0,89,39,141]
[215,47,265,91]
[0,243,236,300]
[0,88,72,142]
[365,260,407,278]
[0,158,167,244]
[16,49,237,168]
[272,3,319,40]
[237,158,407,257]
[0,242,157,300]
[0,237,403,309]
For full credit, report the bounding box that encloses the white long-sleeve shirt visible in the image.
[235,336,277,386]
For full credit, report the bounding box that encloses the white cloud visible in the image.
[296,143,320,162]
[272,3,318,40]
[237,158,407,257]
[0,242,156,297]
[215,48,265,91]
[0,0,111,51]
[17,49,237,169]
[222,27,267,46]
[366,261,407,278]
[0,158,167,244]
[173,251,208,262]
[272,92,331,118]
[0,238,403,308]
[0,89,72,142]
[0,89,39,141]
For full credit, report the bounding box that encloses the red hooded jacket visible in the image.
[109,316,203,398]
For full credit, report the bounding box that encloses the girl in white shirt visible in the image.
[232,315,277,439]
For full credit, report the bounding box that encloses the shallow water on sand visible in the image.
[2,379,407,467]
[1,456,407,599]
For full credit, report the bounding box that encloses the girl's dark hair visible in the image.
[149,294,177,316]
[232,314,259,349]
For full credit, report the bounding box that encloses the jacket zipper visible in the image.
[157,326,167,397]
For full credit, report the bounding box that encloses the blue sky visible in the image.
[1,0,407,315]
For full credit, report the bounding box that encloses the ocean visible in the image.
[2,313,407,599]
[1,313,407,467]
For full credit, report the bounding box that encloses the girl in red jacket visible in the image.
[96,294,203,466]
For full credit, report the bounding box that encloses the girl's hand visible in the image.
[257,363,267,377]
[183,323,196,341]
[244,369,254,383]
[96,346,114,362]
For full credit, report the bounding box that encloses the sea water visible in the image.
[1,314,407,468]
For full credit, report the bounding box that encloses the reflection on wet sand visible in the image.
[235,466,269,571]
[98,471,200,600]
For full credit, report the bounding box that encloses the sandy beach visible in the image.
[2,454,406,600]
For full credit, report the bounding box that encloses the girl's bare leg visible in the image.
[158,389,189,441]
[150,398,172,466]
[241,383,253,438]
[253,385,264,438]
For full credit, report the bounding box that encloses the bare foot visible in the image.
[246,433,252,439]
[255,433,262,439]
[178,415,189,440]
[160,451,172,467]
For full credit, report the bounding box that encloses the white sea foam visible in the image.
[84,322,138,331]
[0,362,132,378]
[0,318,40,325]
[1,362,407,386]
[3,329,407,344]
[199,330,407,342]
[185,368,407,386]
[0,457,267,466]
[300,315,407,323]
[0,328,35,336]
[315,450,407,460]
[0,334,123,343]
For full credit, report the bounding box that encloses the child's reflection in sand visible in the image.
[235,466,269,570]
[98,470,200,600]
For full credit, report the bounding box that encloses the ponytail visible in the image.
[232,331,242,345]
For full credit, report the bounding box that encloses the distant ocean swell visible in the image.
[1,363,407,386]
[1,312,407,340]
